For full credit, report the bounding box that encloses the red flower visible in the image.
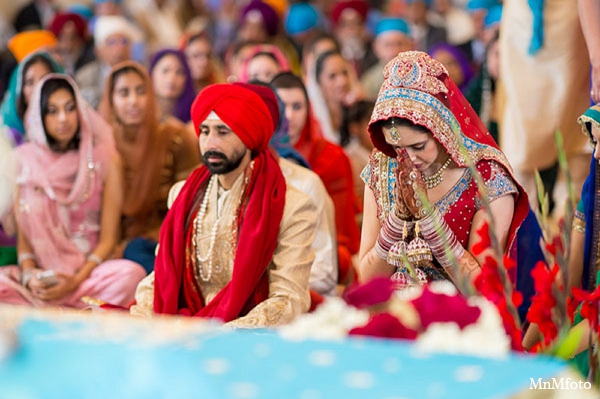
[496,300,524,351]
[343,277,396,309]
[473,253,524,351]
[349,312,418,340]
[474,256,504,303]
[503,256,517,271]
[410,286,481,330]
[472,221,491,256]
[526,261,559,345]
[572,286,600,332]
[512,291,523,308]
[530,342,544,353]
[544,234,564,258]
[566,296,580,324]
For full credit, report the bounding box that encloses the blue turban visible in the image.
[285,3,320,35]
[484,4,503,28]
[405,0,432,6]
[375,17,410,37]
[93,0,123,4]
[68,4,94,21]
[466,0,500,11]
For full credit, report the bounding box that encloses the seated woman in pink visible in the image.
[0,74,146,308]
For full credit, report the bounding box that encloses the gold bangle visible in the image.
[572,218,586,234]
[17,252,36,266]
[87,254,102,265]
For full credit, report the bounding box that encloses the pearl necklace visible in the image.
[192,176,220,282]
[422,156,452,189]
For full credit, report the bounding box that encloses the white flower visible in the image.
[393,285,423,301]
[428,280,458,296]
[414,296,510,359]
[278,297,370,342]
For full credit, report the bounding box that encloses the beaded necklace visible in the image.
[422,156,452,189]
[191,162,254,282]
[192,176,220,282]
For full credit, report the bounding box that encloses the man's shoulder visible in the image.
[280,158,327,193]
[284,182,312,205]
[282,184,317,218]
[167,180,187,209]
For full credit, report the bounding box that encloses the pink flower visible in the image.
[410,286,481,330]
[343,277,396,309]
[349,312,418,340]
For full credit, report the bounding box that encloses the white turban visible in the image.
[94,16,143,46]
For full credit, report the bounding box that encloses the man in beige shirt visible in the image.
[131,84,317,328]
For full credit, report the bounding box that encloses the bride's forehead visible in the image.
[382,125,430,142]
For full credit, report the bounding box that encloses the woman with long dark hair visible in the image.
[0,74,145,307]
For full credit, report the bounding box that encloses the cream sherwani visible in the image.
[131,172,318,328]
[278,157,338,296]
[499,0,591,192]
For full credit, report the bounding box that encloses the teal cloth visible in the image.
[569,271,600,378]
[528,0,545,55]
[375,17,410,36]
[582,107,600,129]
[466,0,501,10]
[0,51,63,140]
[484,4,502,28]
[0,318,573,398]
[405,0,432,5]
[285,3,320,35]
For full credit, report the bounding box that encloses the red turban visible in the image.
[49,13,88,39]
[233,82,280,132]
[331,0,369,27]
[191,83,273,152]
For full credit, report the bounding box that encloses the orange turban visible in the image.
[8,30,58,62]
[263,0,287,18]
[191,84,273,152]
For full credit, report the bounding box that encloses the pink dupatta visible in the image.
[15,74,115,274]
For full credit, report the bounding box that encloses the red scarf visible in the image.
[153,151,286,320]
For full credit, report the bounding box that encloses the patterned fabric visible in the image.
[369,51,510,169]
[365,52,540,317]
[367,51,530,257]
[363,152,518,249]
[577,107,600,291]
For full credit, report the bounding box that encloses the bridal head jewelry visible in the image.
[389,119,400,142]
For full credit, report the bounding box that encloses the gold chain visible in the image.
[422,156,452,189]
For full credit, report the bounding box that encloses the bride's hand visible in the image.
[395,148,429,219]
